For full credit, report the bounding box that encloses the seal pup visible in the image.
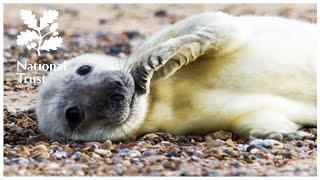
[37,12,316,142]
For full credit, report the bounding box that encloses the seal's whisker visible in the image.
[120,126,128,139]
[35,102,63,108]
[122,56,130,72]
[127,63,135,72]
[129,125,139,137]
[52,104,67,113]
[118,56,121,70]
[21,103,64,116]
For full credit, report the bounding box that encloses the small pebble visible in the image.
[99,18,109,25]
[250,148,260,154]
[211,131,232,140]
[120,149,141,158]
[177,136,189,146]
[142,150,156,157]
[101,140,113,149]
[4,51,12,58]
[94,149,112,158]
[123,31,140,39]
[250,139,283,148]
[51,151,67,159]
[7,28,18,37]
[141,133,162,144]
[33,144,48,152]
[208,139,225,148]
[48,162,59,169]
[154,10,167,17]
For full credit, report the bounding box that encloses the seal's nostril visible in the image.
[115,80,124,87]
[109,94,125,101]
[109,80,124,89]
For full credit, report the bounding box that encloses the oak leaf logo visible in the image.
[16,9,63,56]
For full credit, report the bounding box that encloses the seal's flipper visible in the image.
[131,25,246,94]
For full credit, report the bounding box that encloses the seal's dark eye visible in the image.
[77,65,92,75]
[65,106,83,131]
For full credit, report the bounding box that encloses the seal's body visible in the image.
[138,13,316,138]
[37,12,316,141]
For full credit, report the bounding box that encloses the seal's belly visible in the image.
[177,42,316,104]
[142,40,316,134]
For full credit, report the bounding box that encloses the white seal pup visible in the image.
[37,12,316,141]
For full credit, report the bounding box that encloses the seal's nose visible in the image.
[103,71,134,105]
[107,80,126,102]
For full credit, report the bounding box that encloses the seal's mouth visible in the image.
[102,92,136,126]
[115,93,136,125]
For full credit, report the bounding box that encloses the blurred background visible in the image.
[4,4,316,34]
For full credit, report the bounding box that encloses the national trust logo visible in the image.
[16,9,63,56]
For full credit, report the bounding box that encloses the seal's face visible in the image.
[37,54,148,141]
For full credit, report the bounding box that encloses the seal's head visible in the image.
[37,54,148,141]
